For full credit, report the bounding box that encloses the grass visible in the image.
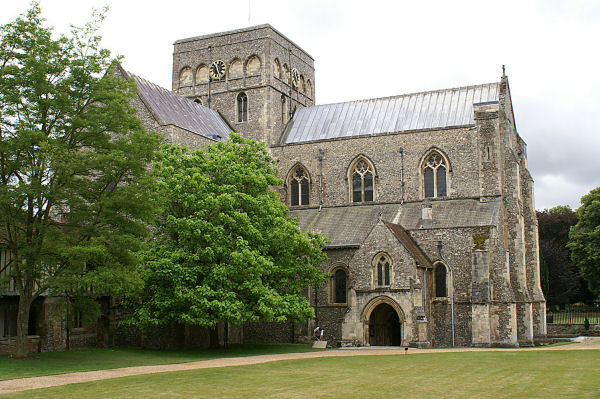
[0,344,323,381]
[3,350,599,398]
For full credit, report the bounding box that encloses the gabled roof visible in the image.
[124,70,231,141]
[281,82,499,144]
[384,222,432,268]
[290,204,401,248]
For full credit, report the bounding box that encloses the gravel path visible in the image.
[1,337,598,395]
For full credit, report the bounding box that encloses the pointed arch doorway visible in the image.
[369,303,401,346]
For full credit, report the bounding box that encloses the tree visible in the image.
[536,206,593,306]
[131,135,328,347]
[568,188,600,299]
[0,4,162,357]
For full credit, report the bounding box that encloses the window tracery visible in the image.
[423,151,447,198]
[289,164,309,206]
[350,157,374,203]
[374,254,391,287]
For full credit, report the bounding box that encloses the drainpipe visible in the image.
[318,149,324,211]
[399,147,405,204]
[450,267,455,347]
[207,46,212,109]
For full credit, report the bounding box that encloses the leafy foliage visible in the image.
[131,134,327,331]
[537,206,593,305]
[0,3,162,356]
[568,187,600,299]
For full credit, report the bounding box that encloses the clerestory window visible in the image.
[351,158,374,203]
[423,151,447,198]
[289,165,310,206]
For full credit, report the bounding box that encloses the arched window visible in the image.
[332,268,347,304]
[374,254,391,287]
[300,75,305,93]
[423,151,447,198]
[281,95,287,124]
[283,64,290,85]
[246,55,261,75]
[272,58,281,79]
[229,59,242,79]
[306,80,313,99]
[350,157,374,203]
[193,98,202,105]
[237,92,248,122]
[289,164,309,206]
[435,263,447,297]
[179,67,192,87]
[195,65,208,84]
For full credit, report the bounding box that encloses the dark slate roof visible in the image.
[290,199,500,248]
[127,71,231,141]
[394,199,501,230]
[289,204,401,248]
[281,83,499,144]
[384,222,432,268]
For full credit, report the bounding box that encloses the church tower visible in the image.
[172,25,315,146]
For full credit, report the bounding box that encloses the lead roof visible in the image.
[281,82,499,144]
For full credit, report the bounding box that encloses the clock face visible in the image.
[209,60,226,80]
[291,68,300,88]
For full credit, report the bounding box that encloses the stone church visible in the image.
[0,24,547,352]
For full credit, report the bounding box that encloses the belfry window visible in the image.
[423,151,447,198]
[375,254,391,287]
[237,92,248,122]
[435,263,447,297]
[333,268,347,304]
[351,158,374,203]
[289,165,310,206]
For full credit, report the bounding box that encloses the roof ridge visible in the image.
[307,82,500,109]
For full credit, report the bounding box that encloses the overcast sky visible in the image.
[3,0,599,210]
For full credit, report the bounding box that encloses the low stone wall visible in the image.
[547,324,600,337]
[0,336,39,355]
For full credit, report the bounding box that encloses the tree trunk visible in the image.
[15,296,32,359]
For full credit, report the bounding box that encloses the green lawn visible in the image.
[4,350,599,398]
[0,344,323,381]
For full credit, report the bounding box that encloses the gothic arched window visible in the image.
[289,165,310,206]
[435,263,447,297]
[374,254,391,287]
[423,151,447,198]
[333,268,347,304]
[350,157,374,203]
[237,92,248,123]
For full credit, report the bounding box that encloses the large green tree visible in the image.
[0,4,162,357]
[537,206,593,306]
[131,135,327,346]
[568,188,600,299]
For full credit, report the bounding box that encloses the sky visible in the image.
[3,0,600,210]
